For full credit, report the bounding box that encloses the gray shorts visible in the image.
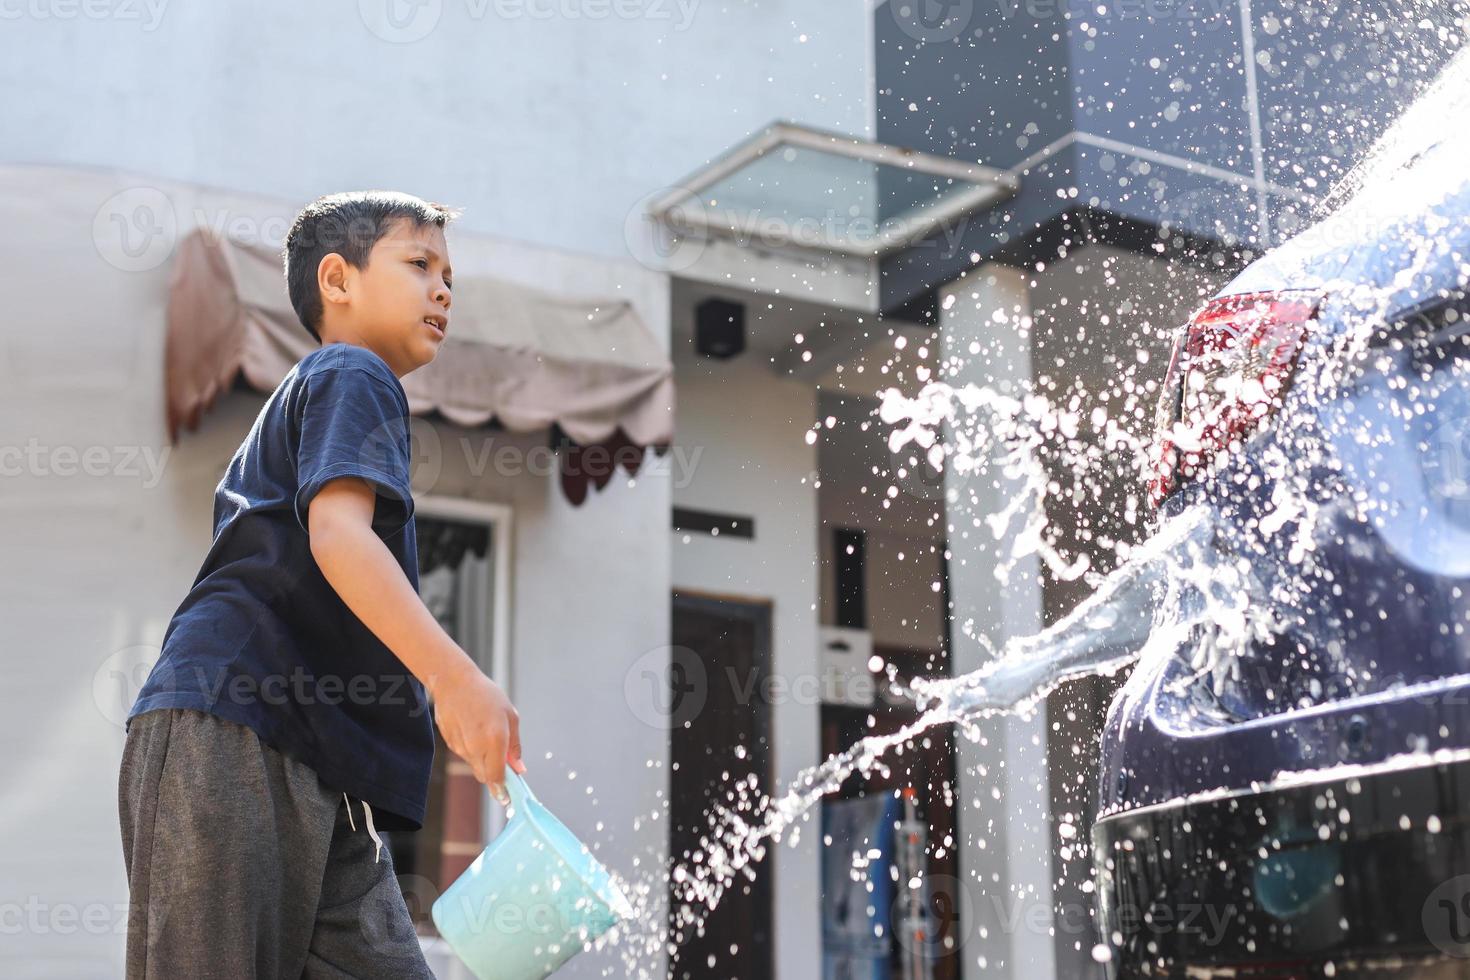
[117,707,435,979]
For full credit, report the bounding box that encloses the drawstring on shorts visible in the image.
[343,791,385,863]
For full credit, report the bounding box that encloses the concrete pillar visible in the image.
[938,264,1056,978]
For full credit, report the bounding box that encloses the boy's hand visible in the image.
[429,660,527,805]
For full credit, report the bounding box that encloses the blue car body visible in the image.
[1091,84,1470,976]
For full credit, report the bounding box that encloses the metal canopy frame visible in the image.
[648,120,1020,259]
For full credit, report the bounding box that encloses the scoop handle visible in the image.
[503,769,536,813]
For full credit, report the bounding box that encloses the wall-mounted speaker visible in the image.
[695,298,745,359]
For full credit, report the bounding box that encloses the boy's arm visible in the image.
[306,475,526,799]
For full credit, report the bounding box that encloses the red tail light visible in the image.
[1148,291,1321,506]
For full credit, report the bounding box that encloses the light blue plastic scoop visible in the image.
[431,771,635,980]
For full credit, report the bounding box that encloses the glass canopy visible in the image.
[648,121,1019,259]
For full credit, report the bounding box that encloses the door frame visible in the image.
[669,589,776,980]
[417,493,514,845]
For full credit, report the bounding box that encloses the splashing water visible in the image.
[593,368,1274,974]
[594,276,1468,979]
[594,163,1470,980]
[579,34,1470,980]
[678,501,1226,901]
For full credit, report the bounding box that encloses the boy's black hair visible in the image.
[282,190,461,343]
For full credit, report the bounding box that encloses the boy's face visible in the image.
[325,217,452,377]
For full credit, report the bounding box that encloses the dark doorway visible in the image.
[668,591,775,980]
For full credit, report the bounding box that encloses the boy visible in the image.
[118,190,525,978]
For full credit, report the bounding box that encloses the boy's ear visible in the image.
[318,252,352,308]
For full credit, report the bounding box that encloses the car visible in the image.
[1091,50,1470,978]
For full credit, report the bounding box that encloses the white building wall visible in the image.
[0,1,874,262]
[668,355,822,980]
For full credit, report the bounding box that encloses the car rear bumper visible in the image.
[1092,752,1470,977]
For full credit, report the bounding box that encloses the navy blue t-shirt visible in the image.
[128,343,435,831]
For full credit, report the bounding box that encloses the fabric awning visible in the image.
[164,227,672,505]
